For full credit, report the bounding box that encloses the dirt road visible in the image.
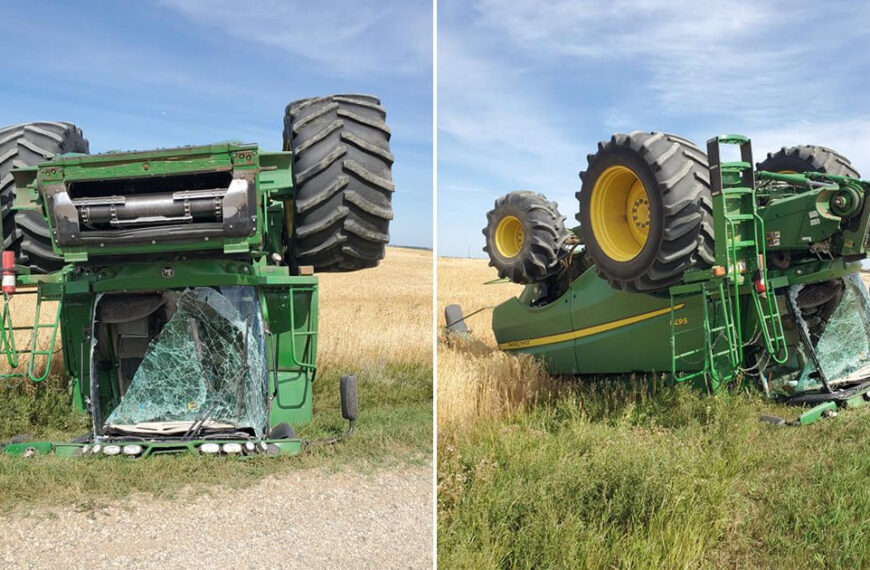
[0,462,432,569]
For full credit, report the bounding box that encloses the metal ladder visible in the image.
[287,285,318,370]
[669,279,741,391]
[0,285,63,382]
[708,135,788,365]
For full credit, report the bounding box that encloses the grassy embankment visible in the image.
[0,246,432,513]
[438,256,870,569]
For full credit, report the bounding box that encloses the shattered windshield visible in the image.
[790,273,870,392]
[103,286,269,437]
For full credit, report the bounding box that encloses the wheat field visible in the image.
[437,256,554,432]
[318,246,433,368]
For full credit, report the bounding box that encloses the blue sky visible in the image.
[0,0,433,248]
[438,0,870,257]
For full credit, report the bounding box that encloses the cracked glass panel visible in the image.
[104,286,269,436]
[790,273,870,393]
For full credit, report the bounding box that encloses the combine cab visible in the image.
[0,94,393,456]
[479,133,870,423]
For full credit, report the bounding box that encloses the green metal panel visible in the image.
[493,266,707,375]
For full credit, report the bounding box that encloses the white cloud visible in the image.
[157,0,432,77]
[472,0,869,121]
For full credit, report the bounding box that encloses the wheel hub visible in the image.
[590,165,650,261]
[494,215,524,258]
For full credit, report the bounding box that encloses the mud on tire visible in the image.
[283,94,394,272]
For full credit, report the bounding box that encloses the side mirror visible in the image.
[444,304,469,334]
[340,374,359,422]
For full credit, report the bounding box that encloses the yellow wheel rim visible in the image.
[590,165,650,262]
[495,215,524,258]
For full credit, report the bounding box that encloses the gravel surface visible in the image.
[0,462,432,569]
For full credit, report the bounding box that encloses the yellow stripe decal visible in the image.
[498,304,684,350]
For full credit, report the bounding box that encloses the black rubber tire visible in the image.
[757,145,860,178]
[796,279,842,310]
[796,279,845,344]
[483,191,570,284]
[0,122,88,273]
[577,132,714,293]
[283,95,394,272]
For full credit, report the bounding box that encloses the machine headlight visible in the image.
[200,443,220,454]
[103,445,121,456]
[221,443,242,454]
[122,444,143,456]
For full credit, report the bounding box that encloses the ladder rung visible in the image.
[721,161,752,170]
[723,187,754,195]
[731,240,756,247]
[725,214,755,221]
[675,350,705,359]
[673,327,704,333]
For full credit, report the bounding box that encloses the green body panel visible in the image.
[760,186,841,250]
[797,402,837,425]
[494,267,705,374]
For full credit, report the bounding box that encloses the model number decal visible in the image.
[670,317,688,326]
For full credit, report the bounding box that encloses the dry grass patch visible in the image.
[437,256,556,431]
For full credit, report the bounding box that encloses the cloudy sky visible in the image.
[438,0,870,257]
[0,0,433,248]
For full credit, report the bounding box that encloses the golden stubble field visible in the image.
[0,246,433,377]
[317,246,433,368]
[437,256,553,434]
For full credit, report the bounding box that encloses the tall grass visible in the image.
[438,257,870,568]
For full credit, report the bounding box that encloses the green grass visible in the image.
[438,375,870,569]
[0,361,432,514]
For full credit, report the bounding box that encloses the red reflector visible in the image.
[2,250,15,296]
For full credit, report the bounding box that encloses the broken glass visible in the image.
[103,286,269,437]
[788,273,870,393]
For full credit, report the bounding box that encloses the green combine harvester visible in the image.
[0,94,394,456]
[461,133,870,425]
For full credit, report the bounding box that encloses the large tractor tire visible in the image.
[0,122,88,273]
[577,132,714,293]
[283,94,394,272]
[757,145,860,178]
[483,191,570,284]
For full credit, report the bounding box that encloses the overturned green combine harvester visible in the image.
[0,94,394,456]
[464,133,870,425]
